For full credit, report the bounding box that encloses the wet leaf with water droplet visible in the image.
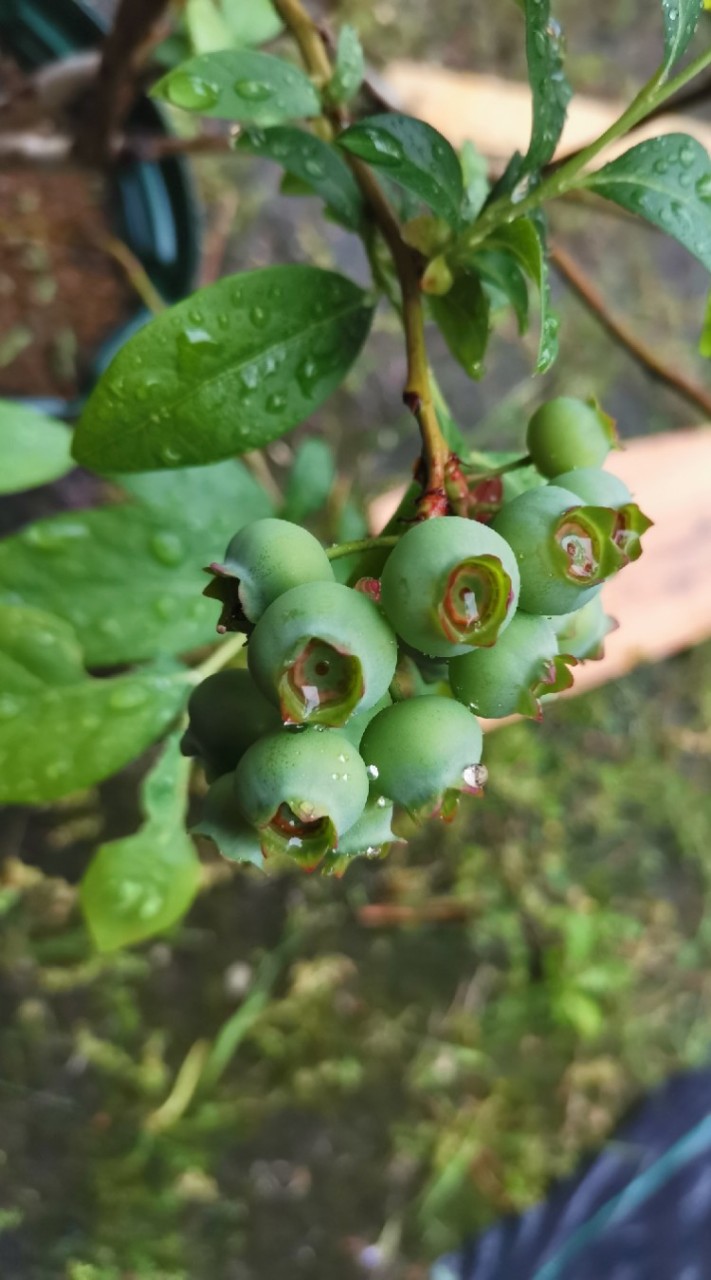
[519,0,572,175]
[152,49,320,125]
[660,0,701,76]
[235,126,363,229]
[325,25,364,106]
[73,266,374,474]
[0,462,272,665]
[475,215,558,372]
[586,134,711,276]
[81,733,200,952]
[339,113,464,226]
[0,400,73,494]
[0,666,189,804]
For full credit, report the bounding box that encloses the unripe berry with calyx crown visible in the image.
[359,695,485,822]
[552,596,617,661]
[449,613,576,719]
[551,468,652,565]
[180,669,281,781]
[247,580,397,728]
[203,518,334,632]
[192,772,264,867]
[491,484,629,615]
[379,515,520,659]
[233,727,369,869]
[527,397,618,477]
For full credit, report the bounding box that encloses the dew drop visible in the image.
[354,128,404,167]
[249,305,268,328]
[296,356,319,397]
[160,444,183,465]
[109,684,149,711]
[266,391,286,413]
[234,78,273,102]
[176,326,219,373]
[149,531,185,566]
[166,73,219,111]
[366,764,379,780]
[154,596,175,620]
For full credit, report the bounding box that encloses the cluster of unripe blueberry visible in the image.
[183,398,651,873]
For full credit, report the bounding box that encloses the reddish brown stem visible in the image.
[551,243,711,421]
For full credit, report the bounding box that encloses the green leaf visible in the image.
[661,0,701,74]
[281,437,336,522]
[460,139,490,221]
[81,734,201,952]
[429,274,490,379]
[0,658,189,804]
[185,0,232,53]
[585,134,711,273]
[221,0,282,46]
[152,49,320,123]
[474,249,530,333]
[483,216,559,371]
[326,25,365,105]
[521,0,572,174]
[72,267,374,474]
[0,400,73,494]
[235,126,363,228]
[0,461,271,666]
[338,113,464,226]
[0,604,84,693]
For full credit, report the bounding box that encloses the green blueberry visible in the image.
[449,613,575,719]
[233,727,369,868]
[204,518,334,630]
[192,773,264,867]
[180,669,282,781]
[551,467,630,507]
[339,693,393,747]
[491,485,626,615]
[552,596,617,661]
[379,516,520,658]
[359,696,485,821]
[527,397,618,477]
[247,581,398,727]
[551,469,652,565]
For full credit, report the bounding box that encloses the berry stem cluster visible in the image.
[272,0,451,509]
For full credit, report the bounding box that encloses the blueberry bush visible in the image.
[2,0,711,952]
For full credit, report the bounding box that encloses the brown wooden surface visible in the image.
[384,63,711,166]
[369,428,711,708]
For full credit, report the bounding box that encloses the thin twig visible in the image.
[550,242,711,421]
[100,235,166,314]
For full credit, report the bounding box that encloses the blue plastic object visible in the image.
[0,0,200,416]
[434,1067,711,1280]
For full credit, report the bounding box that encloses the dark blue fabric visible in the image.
[434,1069,711,1280]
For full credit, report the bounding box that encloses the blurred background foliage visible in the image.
[2,0,711,1277]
